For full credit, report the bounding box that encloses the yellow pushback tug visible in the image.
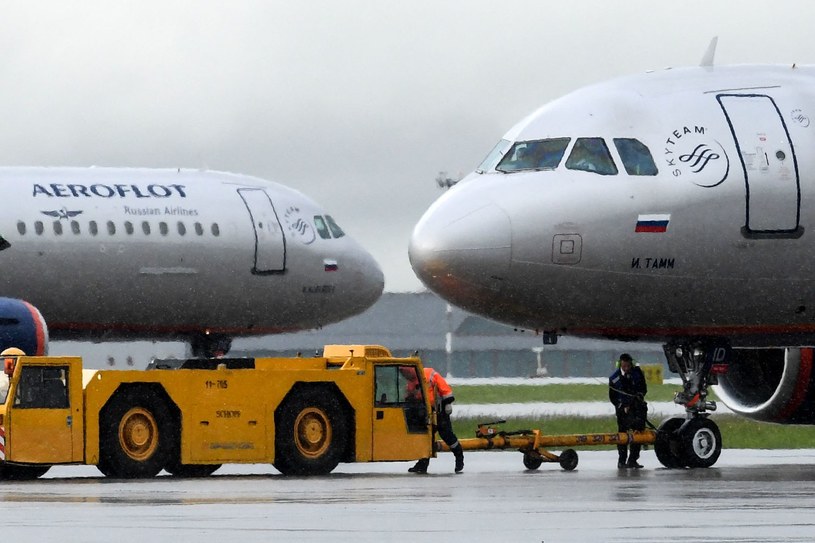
[0,346,713,480]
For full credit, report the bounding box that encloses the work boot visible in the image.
[626,461,644,469]
[408,458,429,474]
[452,445,464,473]
[617,461,628,469]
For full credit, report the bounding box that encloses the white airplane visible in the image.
[410,52,815,467]
[0,167,384,357]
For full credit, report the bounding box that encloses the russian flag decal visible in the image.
[324,259,338,272]
[635,214,670,233]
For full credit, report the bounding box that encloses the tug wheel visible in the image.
[98,388,175,478]
[274,387,350,475]
[558,449,578,471]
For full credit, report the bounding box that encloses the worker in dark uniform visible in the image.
[407,367,464,474]
[609,353,648,469]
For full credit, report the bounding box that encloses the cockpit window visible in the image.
[565,138,618,175]
[314,215,331,239]
[325,215,345,238]
[476,139,512,173]
[613,138,658,176]
[496,138,571,173]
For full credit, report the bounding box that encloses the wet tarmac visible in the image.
[3,449,815,542]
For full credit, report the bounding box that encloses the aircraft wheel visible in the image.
[679,417,722,468]
[522,453,543,470]
[274,388,349,476]
[655,417,686,468]
[98,389,175,478]
[0,463,50,480]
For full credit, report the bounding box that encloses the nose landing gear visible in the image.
[655,340,728,468]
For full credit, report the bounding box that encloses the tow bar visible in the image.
[436,420,658,471]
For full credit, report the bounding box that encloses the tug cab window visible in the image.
[565,138,618,175]
[374,365,427,433]
[496,138,571,173]
[14,366,69,409]
[613,138,658,176]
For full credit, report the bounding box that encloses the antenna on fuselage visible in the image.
[700,36,718,68]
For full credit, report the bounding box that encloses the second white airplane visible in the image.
[0,167,384,357]
[410,61,815,466]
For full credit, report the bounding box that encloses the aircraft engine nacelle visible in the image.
[0,298,49,356]
[715,348,815,424]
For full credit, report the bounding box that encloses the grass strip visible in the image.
[454,383,719,404]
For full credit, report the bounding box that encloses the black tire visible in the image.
[165,463,221,478]
[523,453,543,470]
[0,463,50,480]
[679,417,722,468]
[273,387,349,476]
[558,449,578,471]
[655,417,686,469]
[98,388,175,478]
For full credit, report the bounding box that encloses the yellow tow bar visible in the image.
[435,421,657,470]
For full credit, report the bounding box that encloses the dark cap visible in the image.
[619,353,633,363]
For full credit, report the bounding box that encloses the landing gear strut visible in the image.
[655,340,728,468]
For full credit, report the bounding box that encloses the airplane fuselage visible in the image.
[411,65,815,346]
[0,167,383,342]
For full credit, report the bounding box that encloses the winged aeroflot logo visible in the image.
[40,208,84,220]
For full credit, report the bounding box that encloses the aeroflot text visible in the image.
[32,183,187,198]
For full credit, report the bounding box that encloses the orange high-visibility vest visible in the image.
[424,367,454,408]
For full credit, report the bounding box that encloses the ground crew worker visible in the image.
[0,347,25,403]
[609,353,648,469]
[408,367,465,474]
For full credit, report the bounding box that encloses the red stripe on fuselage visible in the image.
[568,323,815,339]
[49,321,299,337]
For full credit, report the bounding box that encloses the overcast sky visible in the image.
[1,1,813,291]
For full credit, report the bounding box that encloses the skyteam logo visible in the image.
[283,206,316,245]
[663,125,729,188]
[680,144,720,173]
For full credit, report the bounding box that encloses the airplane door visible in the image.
[237,188,286,274]
[717,94,801,236]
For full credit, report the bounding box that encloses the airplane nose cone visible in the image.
[409,197,511,306]
[341,244,385,314]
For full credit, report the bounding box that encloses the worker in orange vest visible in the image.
[408,367,464,474]
[0,347,24,403]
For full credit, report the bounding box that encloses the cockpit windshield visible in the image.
[325,215,345,238]
[565,138,618,175]
[496,138,571,173]
[613,138,658,176]
[476,139,512,173]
